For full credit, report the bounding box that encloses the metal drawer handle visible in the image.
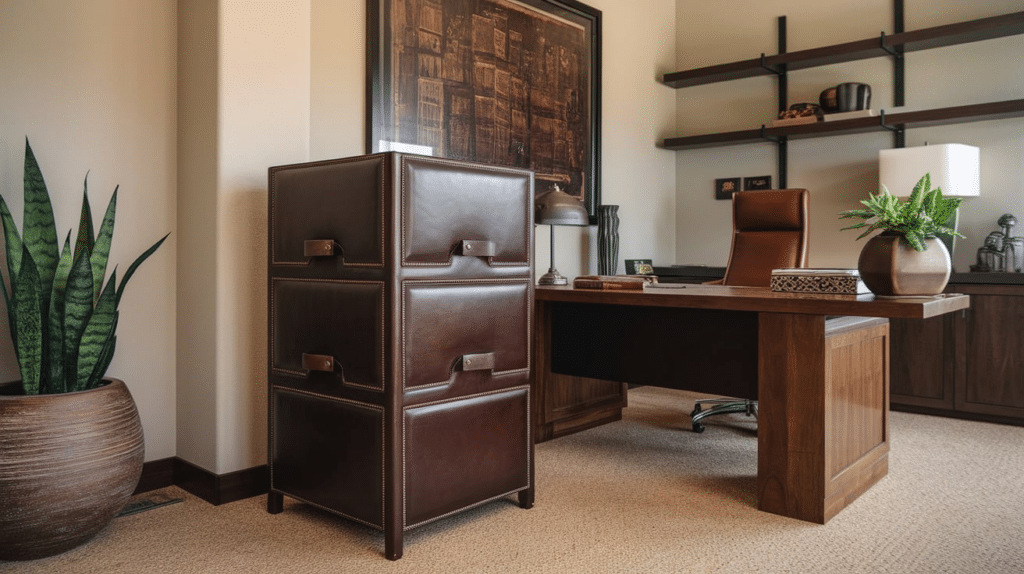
[461,352,495,372]
[459,240,496,258]
[302,353,335,372]
[304,239,340,257]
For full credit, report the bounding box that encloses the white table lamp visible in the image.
[879,143,980,263]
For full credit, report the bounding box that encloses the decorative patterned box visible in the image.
[770,268,869,295]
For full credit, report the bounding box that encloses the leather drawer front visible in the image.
[403,387,530,528]
[269,155,385,267]
[271,388,384,529]
[403,280,530,390]
[402,156,532,267]
[272,278,385,392]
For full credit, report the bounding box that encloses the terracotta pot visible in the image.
[857,233,951,296]
[0,378,144,561]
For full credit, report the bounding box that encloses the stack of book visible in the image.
[572,275,658,290]
[770,268,870,295]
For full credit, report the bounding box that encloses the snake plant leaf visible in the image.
[75,271,117,392]
[87,325,117,391]
[22,140,60,318]
[45,233,74,394]
[0,194,23,284]
[91,186,117,303]
[63,248,95,390]
[115,232,169,306]
[74,181,95,267]
[1,195,23,358]
[13,244,42,394]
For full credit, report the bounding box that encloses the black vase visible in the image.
[598,205,620,276]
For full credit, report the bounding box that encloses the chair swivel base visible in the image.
[690,399,758,433]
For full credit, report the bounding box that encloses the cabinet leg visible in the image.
[518,487,534,509]
[267,492,284,514]
[384,531,403,561]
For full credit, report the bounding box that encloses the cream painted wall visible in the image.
[674,0,1024,271]
[0,1,178,460]
[177,0,312,474]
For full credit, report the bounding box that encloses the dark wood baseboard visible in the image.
[134,457,268,506]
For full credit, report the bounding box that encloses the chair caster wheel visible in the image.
[692,422,705,433]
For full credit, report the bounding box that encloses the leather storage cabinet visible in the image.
[267,152,535,560]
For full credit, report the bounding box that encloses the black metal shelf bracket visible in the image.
[759,53,783,76]
[879,110,906,148]
[760,125,783,144]
[879,32,901,57]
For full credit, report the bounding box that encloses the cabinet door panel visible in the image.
[889,316,953,409]
[959,294,1024,416]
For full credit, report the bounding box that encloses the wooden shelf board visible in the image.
[662,99,1024,150]
[663,12,1024,88]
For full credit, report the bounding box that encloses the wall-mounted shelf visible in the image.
[663,11,1024,88]
[664,99,1024,150]
[662,6,1024,187]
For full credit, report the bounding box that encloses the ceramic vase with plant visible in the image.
[839,172,964,296]
[0,139,168,560]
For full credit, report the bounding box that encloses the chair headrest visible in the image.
[733,189,808,232]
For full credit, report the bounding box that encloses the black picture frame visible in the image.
[625,259,654,275]
[744,175,772,190]
[715,177,741,200]
[367,0,602,222]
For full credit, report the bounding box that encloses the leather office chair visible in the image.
[691,188,809,433]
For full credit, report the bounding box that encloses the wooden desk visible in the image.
[532,284,969,524]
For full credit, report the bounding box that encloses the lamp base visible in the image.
[538,268,569,286]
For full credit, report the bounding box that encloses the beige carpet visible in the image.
[3,386,1022,573]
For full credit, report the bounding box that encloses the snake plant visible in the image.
[1,139,168,395]
[839,172,965,252]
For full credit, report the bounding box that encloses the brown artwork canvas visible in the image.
[368,0,601,219]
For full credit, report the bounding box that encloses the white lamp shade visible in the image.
[878,143,980,198]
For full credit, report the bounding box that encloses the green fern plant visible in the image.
[839,172,965,252]
[1,139,168,395]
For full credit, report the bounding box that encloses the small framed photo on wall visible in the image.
[715,177,741,200]
[625,259,654,275]
[744,175,772,190]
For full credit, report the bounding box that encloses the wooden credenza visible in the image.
[890,277,1024,426]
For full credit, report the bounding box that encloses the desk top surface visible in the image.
[535,284,969,320]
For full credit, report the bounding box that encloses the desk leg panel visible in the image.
[757,313,828,523]
[532,300,627,443]
[757,314,890,524]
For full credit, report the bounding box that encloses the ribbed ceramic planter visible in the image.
[0,378,144,561]
[858,233,951,296]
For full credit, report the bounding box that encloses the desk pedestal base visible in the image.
[757,314,890,523]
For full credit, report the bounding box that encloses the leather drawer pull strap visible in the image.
[304,239,339,257]
[461,352,495,372]
[459,240,496,257]
[302,353,335,372]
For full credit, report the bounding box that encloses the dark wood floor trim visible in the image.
[135,457,269,506]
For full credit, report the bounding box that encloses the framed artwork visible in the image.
[367,0,602,221]
[715,177,741,200]
[625,259,654,275]
[744,175,772,190]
